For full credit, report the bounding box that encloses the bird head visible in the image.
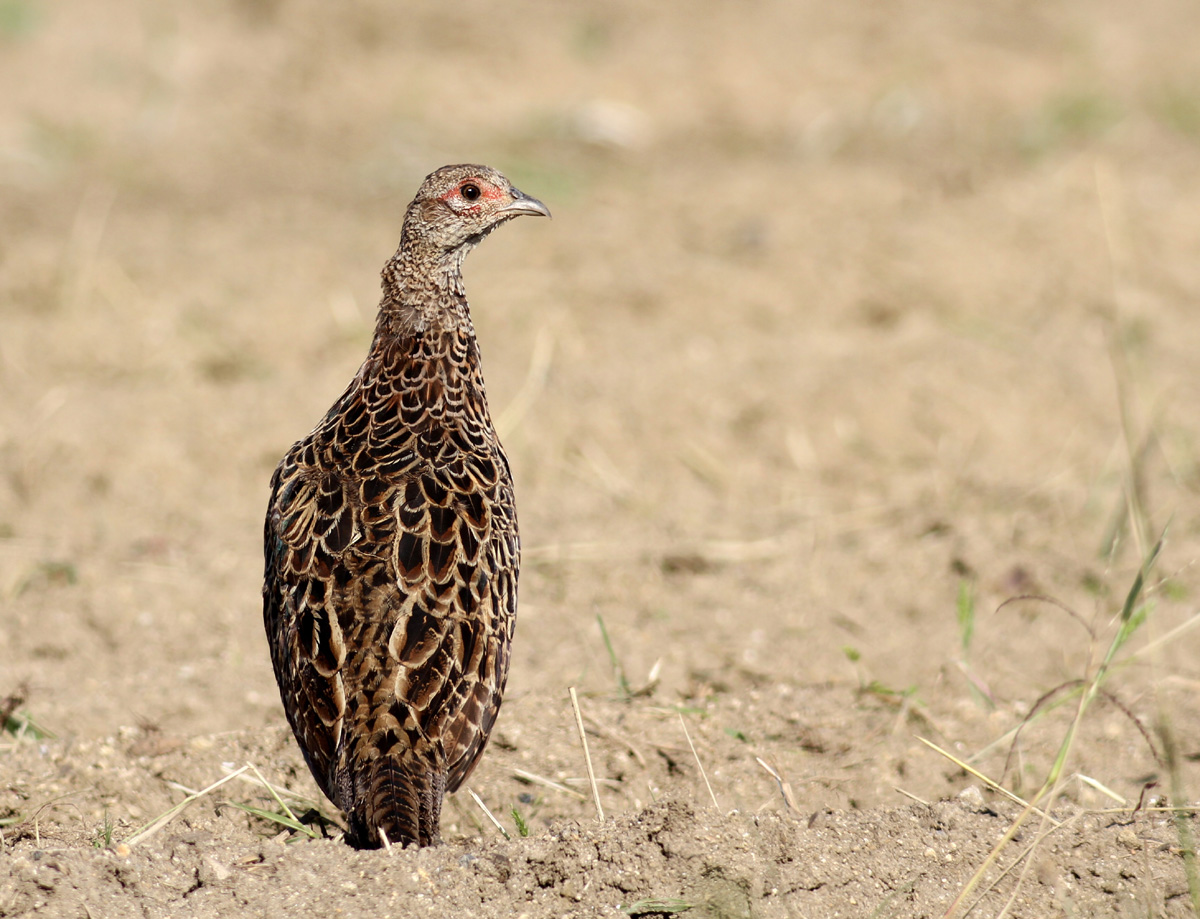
[402,164,551,258]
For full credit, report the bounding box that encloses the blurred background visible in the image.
[2,0,1199,819]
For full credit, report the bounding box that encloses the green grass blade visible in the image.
[510,806,530,838]
[3,711,56,740]
[956,580,976,653]
[224,801,318,839]
[596,614,632,697]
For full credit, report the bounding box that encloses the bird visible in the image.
[262,164,549,848]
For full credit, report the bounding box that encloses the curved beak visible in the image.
[499,188,551,219]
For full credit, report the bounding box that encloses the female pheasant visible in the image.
[263,165,548,848]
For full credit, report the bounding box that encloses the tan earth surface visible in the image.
[2,1,1200,917]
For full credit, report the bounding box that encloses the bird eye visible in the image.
[461,183,481,201]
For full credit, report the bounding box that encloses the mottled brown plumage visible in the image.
[263,165,548,848]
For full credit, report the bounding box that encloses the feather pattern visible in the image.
[263,164,548,848]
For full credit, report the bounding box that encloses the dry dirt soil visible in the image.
[3,1,1200,917]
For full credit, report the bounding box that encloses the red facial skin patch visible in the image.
[437,179,507,213]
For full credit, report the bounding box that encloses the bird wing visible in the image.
[384,454,519,793]
[438,474,519,792]
[263,449,358,806]
[265,379,517,806]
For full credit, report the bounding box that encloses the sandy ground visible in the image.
[2,1,1200,916]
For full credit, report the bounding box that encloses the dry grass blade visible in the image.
[466,788,510,841]
[522,537,783,566]
[755,757,800,812]
[126,765,251,847]
[917,737,1059,827]
[223,801,318,839]
[61,183,117,312]
[1072,773,1126,806]
[1129,611,1200,663]
[221,763,320,839]
[679,441,728,489]
[246,763,304,822]
[226,766,333,812]
[992,819,1068,919]
[569,687,604,822]
[970,599,1191,769]
[1159,709,1200,912]
[1096,182,1200,906]
[562,776,624,791]
[892,787,931,806]
[995,594,1094,640]
[967,609,1197,765]
[668,538,783,564]
[578,442,632,498]
[942,793,1048,919]
[679,713,719,810]
[584,711,647,767]
[1088,805,1196,816]
[943,530,1164,918]
[633,658,663,698]
[512,767,588,800]
[961,833,1051,919]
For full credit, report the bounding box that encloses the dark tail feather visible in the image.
[346,758,446,849]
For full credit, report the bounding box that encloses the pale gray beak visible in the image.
[499,188,551,219]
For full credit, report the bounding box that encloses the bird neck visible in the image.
[377,243,474,322]
[370,302,476,348]
[369,264,481,384]
[388,227,477,290]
